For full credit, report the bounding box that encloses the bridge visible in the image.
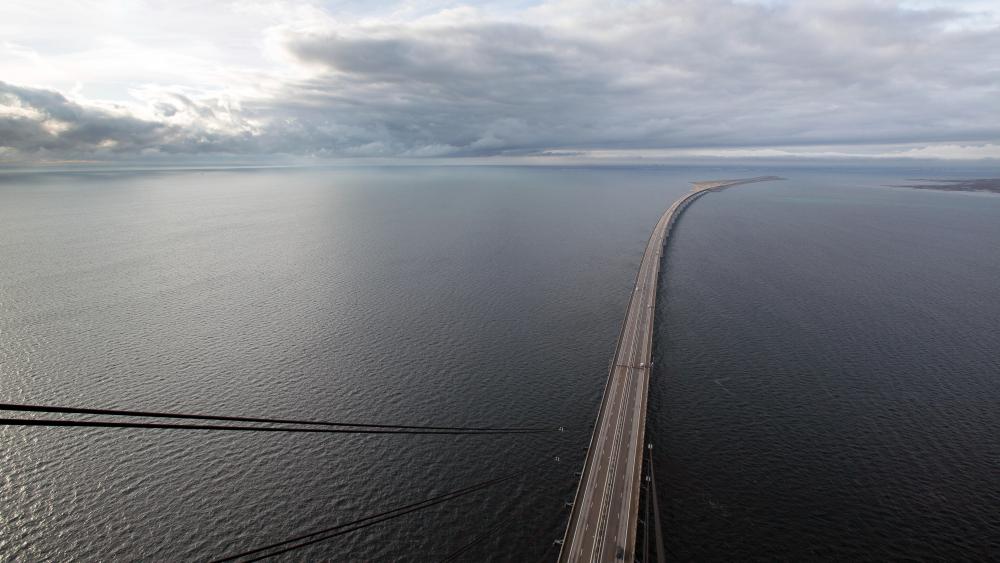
[558,176,784,563]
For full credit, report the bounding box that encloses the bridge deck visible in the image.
[558,177,782,562]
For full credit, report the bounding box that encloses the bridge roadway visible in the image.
[558,177,783,563]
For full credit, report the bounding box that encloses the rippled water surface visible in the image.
[0,166,694,561]
[2,165,997,560]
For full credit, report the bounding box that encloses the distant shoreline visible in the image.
[885,178,1000,194]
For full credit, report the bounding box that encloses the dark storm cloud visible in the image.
[267,2,1000,157]
[263,22,609,156]
[3,1,1000,160]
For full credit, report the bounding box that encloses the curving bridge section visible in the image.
[558,177,783,563]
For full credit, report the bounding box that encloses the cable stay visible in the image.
[0,402,560,435]
[214,459,555,562]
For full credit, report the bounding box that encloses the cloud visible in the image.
[0,81,265,159]
[1,0,999,162]
[0,81,170,155]
[555,143,1000,162]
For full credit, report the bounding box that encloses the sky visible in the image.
[1,0,999,165]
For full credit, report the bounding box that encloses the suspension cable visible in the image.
[0,402,555,433]
[214,459,554,562]
[0,417,552,436]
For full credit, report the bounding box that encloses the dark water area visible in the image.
[1,165,997,560]
[650,173,1000,560]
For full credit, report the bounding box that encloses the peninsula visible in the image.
[886,178,1000,194]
